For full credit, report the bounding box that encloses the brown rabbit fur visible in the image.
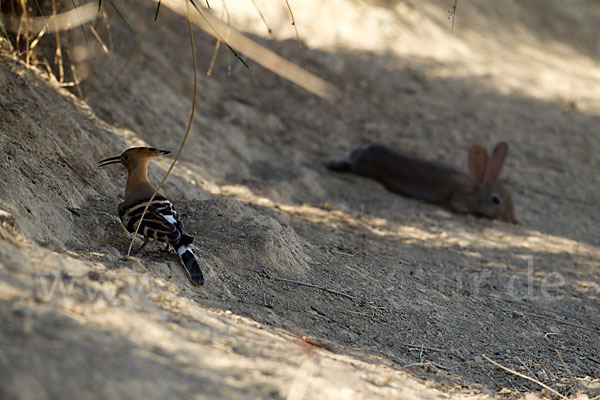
[327,142,516,223]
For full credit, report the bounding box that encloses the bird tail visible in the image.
[176,245,204,286]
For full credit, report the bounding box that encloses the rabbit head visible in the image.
[451,142,516,223]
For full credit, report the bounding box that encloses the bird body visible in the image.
[99,147,204,286]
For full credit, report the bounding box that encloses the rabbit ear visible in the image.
[468,145,488,183]
[485,142,509,181]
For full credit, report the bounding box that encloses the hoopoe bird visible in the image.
[98,147,204,286]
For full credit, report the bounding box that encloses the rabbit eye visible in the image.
[491,193,502,205]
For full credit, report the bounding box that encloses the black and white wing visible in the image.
[118,195,204,285]
[118,195,183,245]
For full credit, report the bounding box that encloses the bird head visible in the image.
[98,147,170,171]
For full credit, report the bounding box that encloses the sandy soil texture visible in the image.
[1,1,599,399]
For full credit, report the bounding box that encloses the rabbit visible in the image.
[327,142,516,223]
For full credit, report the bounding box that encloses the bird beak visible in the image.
[159,150,170,155]
[97,155,122,168]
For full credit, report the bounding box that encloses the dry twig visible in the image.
[89,25,109,54]
[249,0,271,34]
[127,1,198,256]
[515,356,536,383]
[158,0,339,101]
[482,354,566,399]
[283,0,305,69]
[448,0,458,32]
[344,309,374,318]
[404,344,449,370]
[56,152,93,187]
[69,59,85,100]
[545,333,581,397]
[507,378,525,400]
[2,2,97,34]
[403,344,448,353]
[275,278,354,299]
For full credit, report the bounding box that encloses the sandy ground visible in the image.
[1,0,599,399]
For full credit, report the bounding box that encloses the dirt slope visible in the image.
[1,0,599,399]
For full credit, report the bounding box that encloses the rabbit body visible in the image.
[328,143,516,222]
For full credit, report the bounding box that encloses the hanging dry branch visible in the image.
[2,2,97,34]
[157,0,340,101]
